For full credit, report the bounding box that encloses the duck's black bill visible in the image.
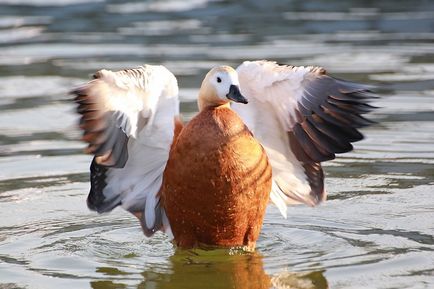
[226,85,248,104]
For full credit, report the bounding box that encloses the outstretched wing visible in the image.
[71,64,179,236]
[233,60,376,217]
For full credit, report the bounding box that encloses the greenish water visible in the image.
[0,0,433,288]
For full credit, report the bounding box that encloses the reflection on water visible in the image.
[272,271,328,289]
[138,251,272,289]
[89,250,328,289]
[0,0,434,288]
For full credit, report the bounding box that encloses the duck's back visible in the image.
[161,106,272,249]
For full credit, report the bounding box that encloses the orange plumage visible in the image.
[162,105,272,250]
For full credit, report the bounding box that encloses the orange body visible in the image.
[161,105,272,250]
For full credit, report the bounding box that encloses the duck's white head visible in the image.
[198,66,248,111]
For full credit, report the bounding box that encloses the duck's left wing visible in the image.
[233,60,376,217]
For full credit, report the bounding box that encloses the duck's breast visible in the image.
[162,106,272,248]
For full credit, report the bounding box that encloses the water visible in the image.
[0,0,433,288]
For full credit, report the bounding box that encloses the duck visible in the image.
[72,60,375,251]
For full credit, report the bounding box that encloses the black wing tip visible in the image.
[87,158,122,213]
[81,111,130,168]
[335,79,380,101]
[70,85,88,97]
[291,76,378,164]
[69,88,79,96]
[304,162,326,205]
[348,91,379,101]
[86,196,120,214]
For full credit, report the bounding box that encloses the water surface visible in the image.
[0,0,433,288]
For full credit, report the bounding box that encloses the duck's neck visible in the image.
[198,97,230,111]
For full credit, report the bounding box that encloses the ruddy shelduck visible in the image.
[72,60,375,251]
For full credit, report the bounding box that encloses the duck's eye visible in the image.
[217,77,222,83]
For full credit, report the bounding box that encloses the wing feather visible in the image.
[234,60,376,217]
[71,64,179,236]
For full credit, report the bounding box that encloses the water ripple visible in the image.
[0,0,433,288]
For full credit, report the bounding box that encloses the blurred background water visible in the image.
[0,0,433,288]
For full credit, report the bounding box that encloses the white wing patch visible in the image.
[72,64,179,236]
[232,94,313,217]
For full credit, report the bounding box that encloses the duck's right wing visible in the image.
[71,65,179,236]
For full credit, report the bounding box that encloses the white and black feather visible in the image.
[233,60,376,217]
[71,64,179,236]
